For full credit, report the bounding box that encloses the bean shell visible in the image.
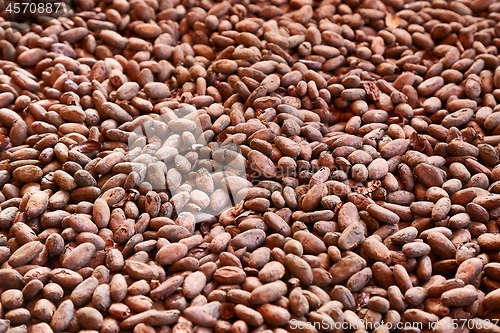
[249,280,287,305]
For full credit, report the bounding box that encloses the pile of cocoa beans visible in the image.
[1,0,500,332]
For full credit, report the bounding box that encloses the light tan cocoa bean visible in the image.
[155,243,188,266]
[50,299,74,332]
[284,253,313,285]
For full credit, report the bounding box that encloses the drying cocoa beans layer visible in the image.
[1,0,500,332]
